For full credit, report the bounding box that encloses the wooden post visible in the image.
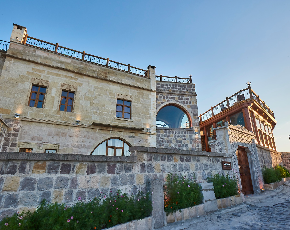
[211,107,214,117]
[226,97,230,107]
[160,75,162,81]
[128,64,130,72]
[242,107,252,132]
[226,116,230,123]
[248,84,253,99]
[213,123,217,140]
[204,126,209,152]
[250,111,260,145]
[175,76,177,82]
[106,58,110,67]
[82,51,85,60]
[55,43,59,53]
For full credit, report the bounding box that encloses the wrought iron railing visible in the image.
[199,85,275,122]
[23,35,148,77]
[156,75,192,84]
[0,40,10,52]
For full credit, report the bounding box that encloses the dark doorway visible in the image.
[237,147,254,195]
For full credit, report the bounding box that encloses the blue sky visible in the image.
[1,0,289,151]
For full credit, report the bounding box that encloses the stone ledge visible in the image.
[105,216,152,230]
[264,177,290,190]
[0,152,137,163]
[130,146,226,157]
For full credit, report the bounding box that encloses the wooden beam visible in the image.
[242,107,252,132]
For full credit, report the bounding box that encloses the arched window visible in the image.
[91,138,131,156]
[156,105,191,128]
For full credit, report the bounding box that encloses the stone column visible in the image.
[147,65,157,147]
[151,178,165,229]
[10,24,27,44]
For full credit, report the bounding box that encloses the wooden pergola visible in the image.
[199,84,276,152]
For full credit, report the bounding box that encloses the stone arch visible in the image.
[91,137,132,156]
[156,102,193,128]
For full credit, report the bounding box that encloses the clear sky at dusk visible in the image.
[0,0,289,151]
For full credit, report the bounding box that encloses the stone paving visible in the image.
[159,181,290,230]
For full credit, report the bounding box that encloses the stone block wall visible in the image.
[0,118,20,153]
[156,128,198,150]
[0,148,230,220]
[0,117,9,152]
[281,152,290,170]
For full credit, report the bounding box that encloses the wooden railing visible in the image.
[22,35,148,78]
[0,40,10,52]
[199,85,275,122]
[156,75,192,84]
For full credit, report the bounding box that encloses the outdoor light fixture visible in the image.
[14,113,20,118]
[247,81,251,86]
[76,120,81,125]
[146,128,151,133]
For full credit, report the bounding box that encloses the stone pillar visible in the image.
[147,65,157,147]
[10,24,27,43]
[151,178,165,229]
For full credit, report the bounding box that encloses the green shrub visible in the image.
[164,174,203,214]
[209,174,238,199]
[274,165,290,178]
[262,167,281,184]
[0,190,152,230]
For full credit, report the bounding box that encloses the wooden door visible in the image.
[237,147,253,195]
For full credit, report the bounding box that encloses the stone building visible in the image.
[199,84,282,194]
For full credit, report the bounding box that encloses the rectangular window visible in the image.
[19,148,33,153]
[28,85,47,108]
[45,149,57,153]
[116,99,131,119]
[59,90,74,112]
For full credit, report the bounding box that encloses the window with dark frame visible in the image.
[91,138,130,156]
[19,148,33,153]
[116,99,131,119]
[28,85,47,108]
[59,90,74,112]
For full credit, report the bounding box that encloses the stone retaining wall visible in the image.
[0,148,231,220]
[281,152,290,170]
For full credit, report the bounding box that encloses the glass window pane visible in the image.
[115,139,123,147]
[31,93,37,100]
[107,147,114,156]
[117,99,123,105]
[124,107,130,113]
[116,112,122,118]
[29,100,35,107]
[68,99,73,105]
[69,92,74,98]
[108,139,115,146]
[40,87,46,93]
[124,113,130,119]
[67,106,72,112]
[92,142,106,155]
[62,91,68,97]
[37,101,43,108]
[61,98,66,104]
[32,85,39,91]
[116,106,123,112]
[60,105,65,111]
[116,148,122,156]
[124,144,130,156]
[124,101,131,106]
[39,94,44,101]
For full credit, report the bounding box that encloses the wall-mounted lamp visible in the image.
[76,120,81,125]
[14,113,20,119]
[247,81,251,86]
[146,128,151,133]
